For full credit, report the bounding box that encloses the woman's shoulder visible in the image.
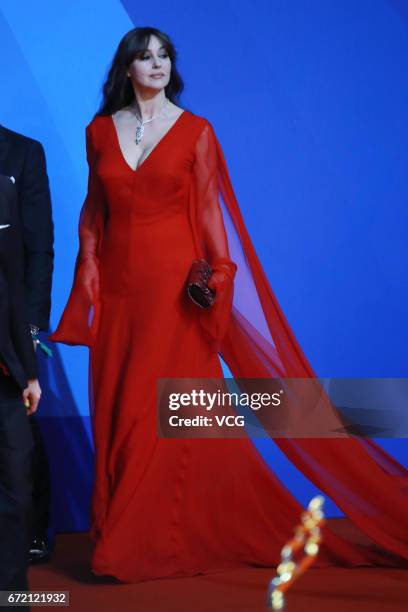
[85,114,112,151]
[182,110,216,145]
[86,113,111,134]
[184,109,212,128]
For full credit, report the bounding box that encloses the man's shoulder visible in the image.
[0,124,43,152]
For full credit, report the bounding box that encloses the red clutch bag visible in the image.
[186,259,216,309]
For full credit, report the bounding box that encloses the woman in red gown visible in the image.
[51,27,408,582]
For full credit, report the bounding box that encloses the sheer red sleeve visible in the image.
[49,120,106,346]
[189,116,408,565]
[189,121,238,351]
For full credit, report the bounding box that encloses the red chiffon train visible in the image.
[50,109,408,582]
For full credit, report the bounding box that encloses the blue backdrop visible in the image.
[1,0,406,532]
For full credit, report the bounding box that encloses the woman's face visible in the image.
[127,35,171,92]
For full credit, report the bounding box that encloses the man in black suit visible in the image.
[0,175,41,604]
[0,125,54,562]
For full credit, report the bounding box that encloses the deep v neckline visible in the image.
[110,110,187,174]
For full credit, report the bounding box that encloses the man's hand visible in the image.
[30,324,39,352]
[23,379,42,415]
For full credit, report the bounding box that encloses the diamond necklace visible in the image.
[132,97,170,145]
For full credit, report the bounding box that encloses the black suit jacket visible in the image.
[0,175,37,389]
[0,125,54,330]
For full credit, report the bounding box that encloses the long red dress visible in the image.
[50,109,408,582]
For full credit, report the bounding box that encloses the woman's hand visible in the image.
[199,266,235,351]
[77,258,100,302]
[207,270,231,293]
[208,259,237,287]
[22,379,42,416]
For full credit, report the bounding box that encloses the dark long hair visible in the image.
[96,27,186,117]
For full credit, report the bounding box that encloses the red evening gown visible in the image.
[50,109,408,582]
